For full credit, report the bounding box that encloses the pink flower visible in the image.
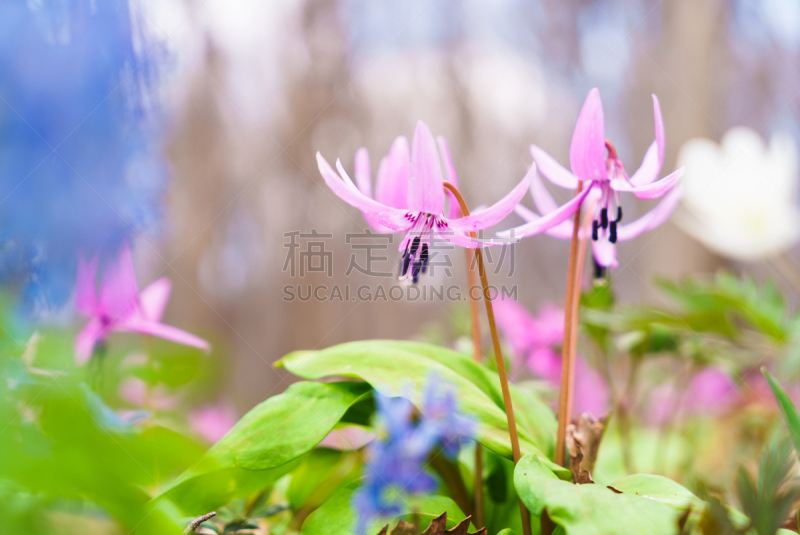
[317,120,532,283]
[189,403,238,443]
[118,377,179,410]
[354,136,463,234]
[74,243,210,364]
[319,426,376,450]
[493,298,609,417]
[498,89,684,268]
[648,367,740,424]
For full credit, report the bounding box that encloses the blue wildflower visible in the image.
[353,376,475,533]
[419,375,476,459]
[0,1,166,311]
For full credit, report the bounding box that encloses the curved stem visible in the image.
[443,182,529,535]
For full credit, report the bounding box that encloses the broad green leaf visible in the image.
[279,341,567,477]
[300,482,466,535]
[160,381,371,513]
[496,530,518,535]
[165,462,299,516]
[389,341,556,455]
[763,368,800,454]
[609,474,702,510]
[514,455,685,534]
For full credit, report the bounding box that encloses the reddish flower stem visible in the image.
[443,182,529,535]
[555,182,585,467]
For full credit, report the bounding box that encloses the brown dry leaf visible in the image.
[382,512,486,535]
[566,413,609,484]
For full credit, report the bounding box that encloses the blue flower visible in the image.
[0,1,166,311]
[353,375,475,533]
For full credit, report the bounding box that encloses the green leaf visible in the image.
[279,341,566,478]
[300,482,467,535]
[609,474,702,511]
[514,455,686,534]
[496,530,518,535]
[160,381,371,513]
[762,368,800,453]
[287,448,362,511]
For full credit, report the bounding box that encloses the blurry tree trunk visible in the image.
[633,0,728,292]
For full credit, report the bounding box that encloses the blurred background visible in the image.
[3,0,800,416]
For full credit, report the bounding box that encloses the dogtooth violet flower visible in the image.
[317,121,533,283]
[352,375,474,533]
[497,89,684,268]
[75,243,210,364]
[354,135,462,233]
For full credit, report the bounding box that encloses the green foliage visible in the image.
[300,482,467,535]
[735,440,800,535]
[161,381,371,514]
[278,340,567,478]
[0,365,190,534]
[288,448,363,514]
[583,272,793,363]
[762,369,800,453]
[514,455,694,534]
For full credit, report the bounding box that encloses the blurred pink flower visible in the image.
[74,242,210,364]
[189,403,238,443]
[498,88,684,268]
[317,120,532,283]
[493,298,609,417]
[319,426,375,450]
[648,367,740,424]
[118,377,179,411]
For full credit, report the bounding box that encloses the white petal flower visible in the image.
[676,127,800,261]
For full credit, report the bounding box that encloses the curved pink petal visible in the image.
[497,185,592,239]
[514,204,575,240]
[434,226,503,249]
[120,319,211,352]
[139,277,172,322]
[629,95,665,187]
[100,243,139,320]
[530,172,560,214]
[448,165,533,233]
[354,148,393,233]
[530,145,579,190]
[592,237,618,268]
[408,121,444,215]
[612,167,684,200]
[316,153,412,232]
[375,136,410,210]
[569,88,607,181]
[437,136,462,220]
[74,317,105,365]
[76,253,99,316]
[617,186,683,242]
[354,147,372,198]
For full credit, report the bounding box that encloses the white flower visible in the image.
[676,127,800,261]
